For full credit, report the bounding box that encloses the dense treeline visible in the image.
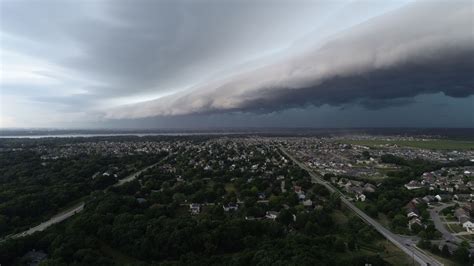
[0,149,166,236]
[0,191,389,265]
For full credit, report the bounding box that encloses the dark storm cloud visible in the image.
[233,51,474,111]
[1,0,473,128]
[107,0,474,119]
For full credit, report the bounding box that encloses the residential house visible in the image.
[408,218,422,230]
[454,208,470,224]
[189,203,201,215]
[223,203,239,212]
[136,198,147,204]
[422,195,436,203]
[435,194,452,202]
[405,180,423,190]
[462,220,474,232]
[265,211,279,220]
[356,193,366,202]
[302,199,313,207]
[363,183,376,193]
[454,194,471,202]
[407,211,419,219]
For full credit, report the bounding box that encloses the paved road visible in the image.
[13,202,84,239]
[0,202,85,243]
[430,204,474,247]
[279,147,443,266]
[113,161,163,187]
[429,203,460,243]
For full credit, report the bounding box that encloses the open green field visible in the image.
[331,209,349,225]
[336,208,413,265]
[224,183,236,193]
[338,139,474,150]
[415,247,458,266]
[377,240,414,266]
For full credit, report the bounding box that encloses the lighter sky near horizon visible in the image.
[0,0,473,128]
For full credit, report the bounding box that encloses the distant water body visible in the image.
[0,132,250,139]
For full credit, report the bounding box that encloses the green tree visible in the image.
[334,238,346,252]
[277,209,294,226]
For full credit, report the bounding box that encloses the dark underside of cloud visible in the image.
[237,50,474,112]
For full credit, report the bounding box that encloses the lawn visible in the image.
[377,213,391,228]
[337,139,474,150]
[377,240,414,266]
[224,183,236,193]
[349,239,413,265]
[415,246,458,266]
[444,221,465,233]
[331,209,348,225]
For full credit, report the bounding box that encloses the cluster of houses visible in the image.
[37,140,172,159]
[405,168,474,192]
[301,144,388,179]
[405,195,453,231]
[332,177,377,202]
[341,136,474,163]
[187,183,318,221]
[189,202,240,215]
[405,194,474,233]
[293,185,313,207]
[405,198,426,230]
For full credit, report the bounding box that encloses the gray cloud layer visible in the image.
[107,0,474,119]
[1,0,336,98]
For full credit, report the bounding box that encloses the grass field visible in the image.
[415,247,458,266]
[336,208,413,265]
[377,240,414,266]
[224,183,236,193]
[338,139,474,150]
[331,209,349,225]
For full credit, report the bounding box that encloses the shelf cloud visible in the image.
[1,0,473,128]
[106,0,473,119]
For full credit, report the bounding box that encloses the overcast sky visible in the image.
[0,0,473,128]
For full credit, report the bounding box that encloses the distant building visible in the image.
[136,198,147,204]
[302,199,313,207]
[405,180,422,190]
[363,183,376,193]
[355,193,366,202]
[265,211,279,220]
[422,195,436,203]
[223,203,238,212]
[454,194,471,201]
[189,203,201,215]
